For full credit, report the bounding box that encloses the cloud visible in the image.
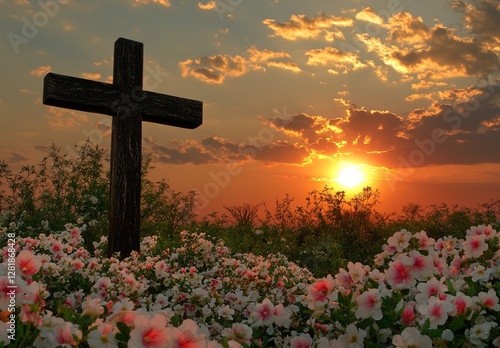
[411,81,449,90]
[264,83,500,167]
[140,82,500,168]
[6,152,28,163]
[254,141,309,164]
[131,0,171,7]
[454,0,500,52]
[355,7,384,25]
[45,106,88,128]
[247,46,290,63]
[144,136,251,165]
[247,46,301,73]
[198,1,216,10]
[143,133,311,166]
[180,47,300,83]
[359,11,500,80]
[263,13,352,41]
[81,73,101,80]
[305,47,366,73]
[180,55,248,84]
[30,65,52,77]
[267,61,302,73]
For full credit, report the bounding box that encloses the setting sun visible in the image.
[335,164,365,189]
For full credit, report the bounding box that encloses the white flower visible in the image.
[217,304,235,320]
[340,323,366,348]
[393,327,432,348]
[467,322,498,347]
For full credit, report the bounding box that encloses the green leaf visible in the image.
[449,315,466,332]
[115,321,131,344]
[445,278,456,296]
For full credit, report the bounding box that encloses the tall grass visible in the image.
[1,141,499,276]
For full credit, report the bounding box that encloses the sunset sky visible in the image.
[1,0,499,217]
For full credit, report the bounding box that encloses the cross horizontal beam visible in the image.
[44,73,202,128]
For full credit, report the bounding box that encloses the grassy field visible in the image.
[2,141,499,277]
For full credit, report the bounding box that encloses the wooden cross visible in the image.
[43,38,203,258]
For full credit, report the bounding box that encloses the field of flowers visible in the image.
[1,221,499,347]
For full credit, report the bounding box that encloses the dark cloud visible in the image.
[254,142,309,164]
[179,55,248,84]
[454,0,500,49]
[6,152,29,163]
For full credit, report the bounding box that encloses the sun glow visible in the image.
[335,163,365,189]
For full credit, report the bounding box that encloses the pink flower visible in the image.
[307,275,336,308]
[467,224,496,238]
[476,289,500,311]
[401,304,415,326]
[463,234,488,259]
[415,277,448,304]
[50,241,64,256]
[355,289,382,320]
[387,230,412,253]
[417,296,453,329]
[108,310,137,326]
[450,292,473,317]
[347,262,367,284]
[170,319,206,348]
[82,296,104,316]
[392,327,432,347]
[290,334,312,348]
[17,250,41,278]
[401,251,435,281]
[221,323,252,346]
[252,298,275,326]
[55,321,82,347]
[414,230,435,249]
[385,260,416,291]
[87,323,118,348]
[273,303,292,328]
[129,314,171,348]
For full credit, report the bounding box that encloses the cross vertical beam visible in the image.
[42,38,203,258]
[109,39,143,258]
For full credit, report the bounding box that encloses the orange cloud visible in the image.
[45,106,88,128]
[181,47,300,83]
[142,84,500,168]
[355,7,384,25]
[267,61,302,73]
[132,0,171,6]
[30,65,52,77]
[305,47,366,73]
[411,81,449,90]
[81,72,101,80]
[198,1,215,10]
[360,11,499,80]
[263,13,352,41]
[247,46,290,63]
